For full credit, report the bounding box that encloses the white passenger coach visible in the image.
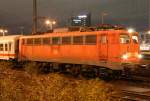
[0,35,21,60]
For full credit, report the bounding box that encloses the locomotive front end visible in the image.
[119,30,142,70]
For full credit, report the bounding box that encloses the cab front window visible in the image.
[120,34,130,44]
[132,35,138,43]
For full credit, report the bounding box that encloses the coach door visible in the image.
[99,34,108,61]
[3,42,11,60]
[0,43,9,60]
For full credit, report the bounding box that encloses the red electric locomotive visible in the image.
[18,26,141,77]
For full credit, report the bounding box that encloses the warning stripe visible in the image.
[0,54,16,56]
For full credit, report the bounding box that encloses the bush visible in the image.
[0,61,122,101]
[0,61,14,71]
[0,76,24,101]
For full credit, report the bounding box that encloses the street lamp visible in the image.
[127,28,135,33]
[148,30,150,34]
[101,12,108,24]
[45,20,56,30]
[0,29,8,36]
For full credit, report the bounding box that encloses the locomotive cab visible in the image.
[98,29,141,70]
[119,32,141,63]
[113,30,142,73]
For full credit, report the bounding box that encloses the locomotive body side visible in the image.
[18,30,141,70]
[19,32,99,65]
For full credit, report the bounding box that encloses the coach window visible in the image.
[34,38,41,45]
[9,43,11,51]
[43,37,50,45]
[120,34,130,44]
[0,44,3,51]
[52,37,61,45]
[73,36,83,45]
[62,37,71,45]
[5,44,8,51]
[100,35,107,44]
[27,38,33,45]
[85,35,96,45]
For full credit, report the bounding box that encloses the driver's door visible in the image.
[99,34,108,61]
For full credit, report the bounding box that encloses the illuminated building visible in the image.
[70,13,91,27]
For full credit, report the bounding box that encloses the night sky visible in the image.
[0,0,149,34]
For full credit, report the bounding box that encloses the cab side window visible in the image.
[120,34,130,44]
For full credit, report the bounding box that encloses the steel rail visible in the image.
[121,90,150,101]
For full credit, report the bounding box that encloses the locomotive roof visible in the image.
[20,29,138,39]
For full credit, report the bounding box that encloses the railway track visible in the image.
[120,75,150,84]
[112,73,150,101]
[121,90,150,101]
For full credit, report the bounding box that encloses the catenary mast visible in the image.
[32,0,37,34]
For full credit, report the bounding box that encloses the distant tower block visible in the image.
[69,12,91,27]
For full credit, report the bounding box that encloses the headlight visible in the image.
[122,54,128,60]
[138,54,143,59]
